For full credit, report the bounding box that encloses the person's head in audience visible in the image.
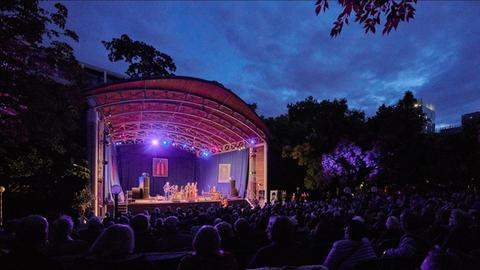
[118,215,130,225]
[385,216,400,231]
[51,215,74,242]
[448,209,470,230]
[420,248,461,270]
[164,216,180,234]
[215,222,234,241]
[88,216,104,230]
[89,224,134,259]
[267,215,293,244]
[131,213,150,233]
[344,219,367,241]
[192,225,221,257]
[16,215,49,250]
[234,218,250,236]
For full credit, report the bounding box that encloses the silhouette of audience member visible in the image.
[249,215,302,268]
[215,221,238,251]
[384,210,431,267]
[375,215,401,253]
[420,248,461,270]
[323,219,377,270]
[157,216,192,251]
[442,209,475,253]
[84,224,148,270]
[78,216,104,245]
[2,215,61,270]
[177,225,238,270]
[48,215,89,256]
[130,213,156,252]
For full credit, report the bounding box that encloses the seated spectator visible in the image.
[78,216,104,245]
[375,215,401,253]
[177,225,238,270]
[384,210,431,267]
[441,209,476,253]
[420,248,461,270]
[2,215,61,270]
[130,213,156,252]
[157,216,192,251]
[48,215,89,256]
[249,215,303,268]
[323,219,377,270]
[215,221,239,251]
[83,224,148,270]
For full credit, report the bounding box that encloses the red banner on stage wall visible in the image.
[153,158,168,177]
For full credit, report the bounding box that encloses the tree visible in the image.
[280,97,366,190]
[102,34,176,78]
[367,91,427,186]
[0,0,89,217]
[315,0,417,37]
[321,141,379,187]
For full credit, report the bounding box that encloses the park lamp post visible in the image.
[111,184,122,221]
[0,186,5,228]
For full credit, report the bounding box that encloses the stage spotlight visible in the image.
[249,138,256,145]
[162,140,168,145]
[152,139,159,146]
[201,150,210,158]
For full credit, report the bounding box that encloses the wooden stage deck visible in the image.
[108,197,248,214]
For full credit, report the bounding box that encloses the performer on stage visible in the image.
[163,181,171,200]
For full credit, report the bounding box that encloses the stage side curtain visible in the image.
[105,141,124,203]
[117,144,197,196]
[196,149,248,197]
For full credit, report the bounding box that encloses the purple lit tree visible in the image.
[321,141,379,187]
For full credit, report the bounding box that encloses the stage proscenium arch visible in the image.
[85,76,269,215]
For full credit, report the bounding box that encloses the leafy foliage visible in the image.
[102,34,176,78]
[0,0,90,217]
[315,0,417,37]
[321,141,379,186]
[272,96,365,190]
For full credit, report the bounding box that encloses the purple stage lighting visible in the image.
[151,139,159,146]
[249,138,256,145]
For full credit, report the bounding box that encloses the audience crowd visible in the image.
[1,189,480,270]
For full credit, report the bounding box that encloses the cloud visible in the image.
[47,1,480,126]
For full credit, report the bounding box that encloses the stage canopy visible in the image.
[86,77,269,215]
[85,76,268,156]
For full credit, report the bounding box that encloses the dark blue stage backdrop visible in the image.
[116,144,248,197]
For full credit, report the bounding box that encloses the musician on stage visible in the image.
[163,182,171,200]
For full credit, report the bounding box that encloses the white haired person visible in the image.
[82,224,149,269]
[2,215,62,270]
[177,225,238,270]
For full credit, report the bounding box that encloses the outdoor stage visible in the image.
[108,197,248,214]
[86,77,269,215]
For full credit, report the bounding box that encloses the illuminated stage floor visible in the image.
[108,197,248,214]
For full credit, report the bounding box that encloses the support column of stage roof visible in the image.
[248,147,257,201]
[87,107,100,216]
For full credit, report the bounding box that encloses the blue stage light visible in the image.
[162,140,168,145]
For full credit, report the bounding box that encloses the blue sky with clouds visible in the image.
[45,1,480,127]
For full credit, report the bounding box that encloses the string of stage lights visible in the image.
[114,137,259,159]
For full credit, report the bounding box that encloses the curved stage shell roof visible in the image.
[86,76,268,156]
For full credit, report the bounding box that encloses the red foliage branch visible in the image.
[315,0,417,37]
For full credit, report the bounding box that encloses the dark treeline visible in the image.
[265,92,480,197]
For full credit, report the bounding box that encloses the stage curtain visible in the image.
[117,144,197,197]
[196,149,248,197]
[105,140,124,202]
